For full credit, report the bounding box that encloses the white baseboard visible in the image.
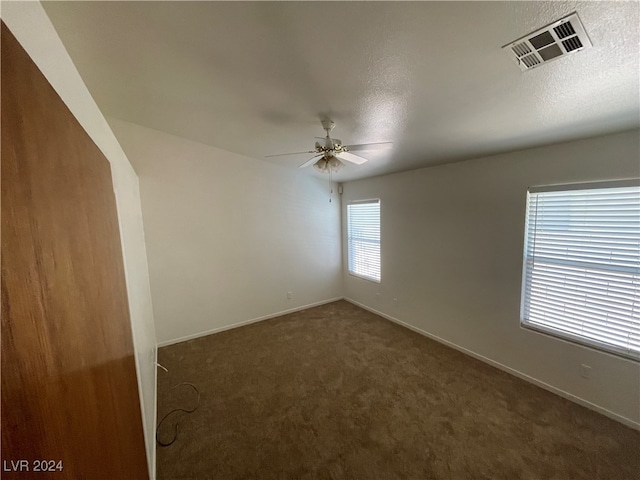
[156,297,345,348]
[344,297,640,431]
[151,345,158,480]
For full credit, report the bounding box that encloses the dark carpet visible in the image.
[156,300,639,480]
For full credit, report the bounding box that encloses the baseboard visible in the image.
[151,346,158,480]
[157,297,345,348]
[344,297,640,431]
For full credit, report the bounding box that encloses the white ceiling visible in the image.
[43,1,639,182]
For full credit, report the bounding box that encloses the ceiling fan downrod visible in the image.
[321,119,335,137]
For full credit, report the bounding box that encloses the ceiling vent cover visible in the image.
[503,12,592,71]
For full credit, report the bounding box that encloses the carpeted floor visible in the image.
[156,300,639,480]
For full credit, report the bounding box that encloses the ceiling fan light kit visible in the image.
[265,119,393,174]
[313,156,344,173]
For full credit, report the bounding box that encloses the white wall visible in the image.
[2,3,158,476]
[108,118,343,346]
[342,130,640,427]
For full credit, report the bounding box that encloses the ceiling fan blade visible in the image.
[338,151,368,165]
[265,150,316,158]
[344,142,393,152]
[298,154,322,169]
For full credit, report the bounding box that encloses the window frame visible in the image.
[347,199,381,284]
[519,179,640,361]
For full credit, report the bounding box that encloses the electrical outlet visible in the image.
[393,298,398,305]
[376,293,381,301]
[287,291,292,300]
[580,364,591,379]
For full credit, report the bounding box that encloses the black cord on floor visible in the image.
[156,382,201,447]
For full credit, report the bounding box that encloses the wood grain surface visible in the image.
[1,22,148,479]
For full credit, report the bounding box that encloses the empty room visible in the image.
[1,1,639,479]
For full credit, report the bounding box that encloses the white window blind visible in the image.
[348,200,381,282]
[521,180,640,359]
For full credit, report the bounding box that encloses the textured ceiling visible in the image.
[43,1,640,181]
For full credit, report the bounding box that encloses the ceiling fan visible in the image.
[265,119,392,173]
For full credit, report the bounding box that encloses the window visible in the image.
[347,200,381,282]
[521,180,640,359]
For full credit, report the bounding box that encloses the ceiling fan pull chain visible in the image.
[329,169,333,203]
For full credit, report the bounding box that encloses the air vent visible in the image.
[512,42,531,57]
[554,22,576,39]
[503,12,592,71]
[521,54,541,68]
[562,36,583,52]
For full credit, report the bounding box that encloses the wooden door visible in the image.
[1,23,148,479]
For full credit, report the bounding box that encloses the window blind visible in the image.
[348,200,381,282]
[521,181,640,359]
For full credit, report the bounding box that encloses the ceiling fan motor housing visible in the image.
[315,137,348,158]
